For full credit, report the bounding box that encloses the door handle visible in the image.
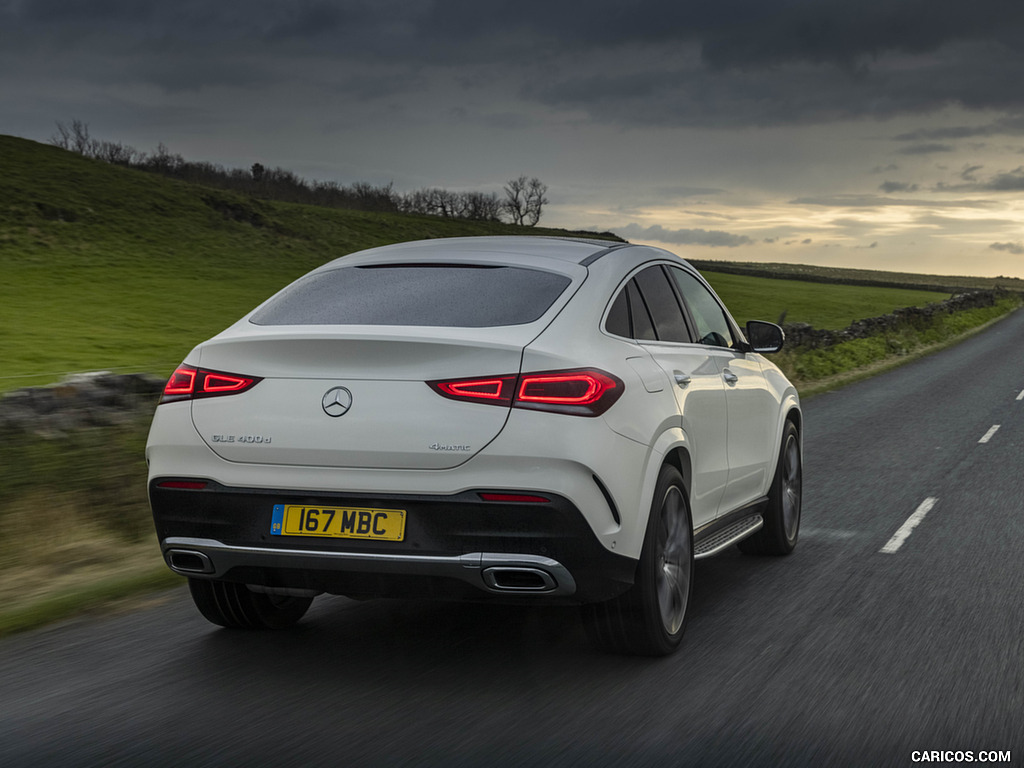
[673,372,692,388]
[723,370,738,385]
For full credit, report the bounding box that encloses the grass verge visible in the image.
[0,561,182,639]
[773,294,1022,396]
[787,303,1020,398]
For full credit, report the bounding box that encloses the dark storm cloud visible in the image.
[897,143,955,156]
[879,181,919,193]
[792,194,993,208]
[934,167,1024,192]
[617,223,753,248]
[983,168,1024,190]
[990,242,1024,255]
[413,0,1024,70]
[6,0,1024,127]
[894,116,1024,141]
[960,165,984,181]
[425,0,1024,126]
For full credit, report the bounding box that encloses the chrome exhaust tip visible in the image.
[166,549,215,575]
[482,566,558,592]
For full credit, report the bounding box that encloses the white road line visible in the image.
[1017,390,1024,401]
[880,497,938,554]
[979,425,1001,444]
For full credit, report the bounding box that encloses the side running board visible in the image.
[693,514,764,559]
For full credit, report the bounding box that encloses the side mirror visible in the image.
[745,320,785,354]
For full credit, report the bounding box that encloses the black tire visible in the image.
[188,579,313,629]
[582,465,694,656]
[738,420,801,556]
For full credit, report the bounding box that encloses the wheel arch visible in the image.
[770,397,802,479]
[621,428,690,561]
[785,404,802,434]
[663,445,693,509]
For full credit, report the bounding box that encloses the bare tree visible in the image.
[50,121,74,151]
[502,175,529,225]
[47,119,492,220]
[143,143,184,174]
[93,140,145,166]
[502,175,548,226]
[401,187,464,218]
[50,119,97,156]
[463,191,502,221]
[524,177,548,226]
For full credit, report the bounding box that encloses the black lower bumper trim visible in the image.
[150,479,636,604]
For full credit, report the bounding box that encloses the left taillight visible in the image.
[160,364,262,404]
[428,368,623,417]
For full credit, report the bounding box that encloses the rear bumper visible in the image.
[150,479,637,604]
[164,538,579,596]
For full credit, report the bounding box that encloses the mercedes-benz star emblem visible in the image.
[322,386,353,417]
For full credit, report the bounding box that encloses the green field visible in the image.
[0,136,616,390]
[1,135,968,392]
[689,259,1024,293]
[701,272,947,330]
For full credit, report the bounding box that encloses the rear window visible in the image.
[249,264,573,328]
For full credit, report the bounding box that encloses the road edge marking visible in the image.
[979,425,1001,444]
[880,497,938,554]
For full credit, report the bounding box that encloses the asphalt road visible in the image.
[3,312,1023,767]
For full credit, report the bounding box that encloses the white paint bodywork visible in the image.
[147,236,800,563]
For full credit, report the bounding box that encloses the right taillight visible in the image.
[428,368,623,417]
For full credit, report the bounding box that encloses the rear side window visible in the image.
[250,265,572,327]
[633,267,691,343]
[627,281,657,341]
[604,266,691,343]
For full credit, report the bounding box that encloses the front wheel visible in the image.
[739,420,802,556]
[188,579,313,629]
[582,465,694,656]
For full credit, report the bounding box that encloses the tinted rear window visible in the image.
[250,265,573,328]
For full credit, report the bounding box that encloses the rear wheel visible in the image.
[188,579,313,629]
[739,420,801,556]
[582,465,693,656]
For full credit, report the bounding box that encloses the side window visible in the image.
[668,267,736,349]
[605,289,631,337]
[603,279,658,340]
[626,280,657,341]
[633,266,691,343]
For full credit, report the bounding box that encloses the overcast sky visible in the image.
[4,0,1024,277]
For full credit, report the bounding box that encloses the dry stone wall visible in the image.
[0,372,165,435]
[781,290,1002,350]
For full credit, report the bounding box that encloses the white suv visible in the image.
[146,236,801,655]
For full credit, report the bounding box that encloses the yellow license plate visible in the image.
[271,504,406,541]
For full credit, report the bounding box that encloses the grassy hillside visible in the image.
[700,272,947,330]
[0,136,614,390]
